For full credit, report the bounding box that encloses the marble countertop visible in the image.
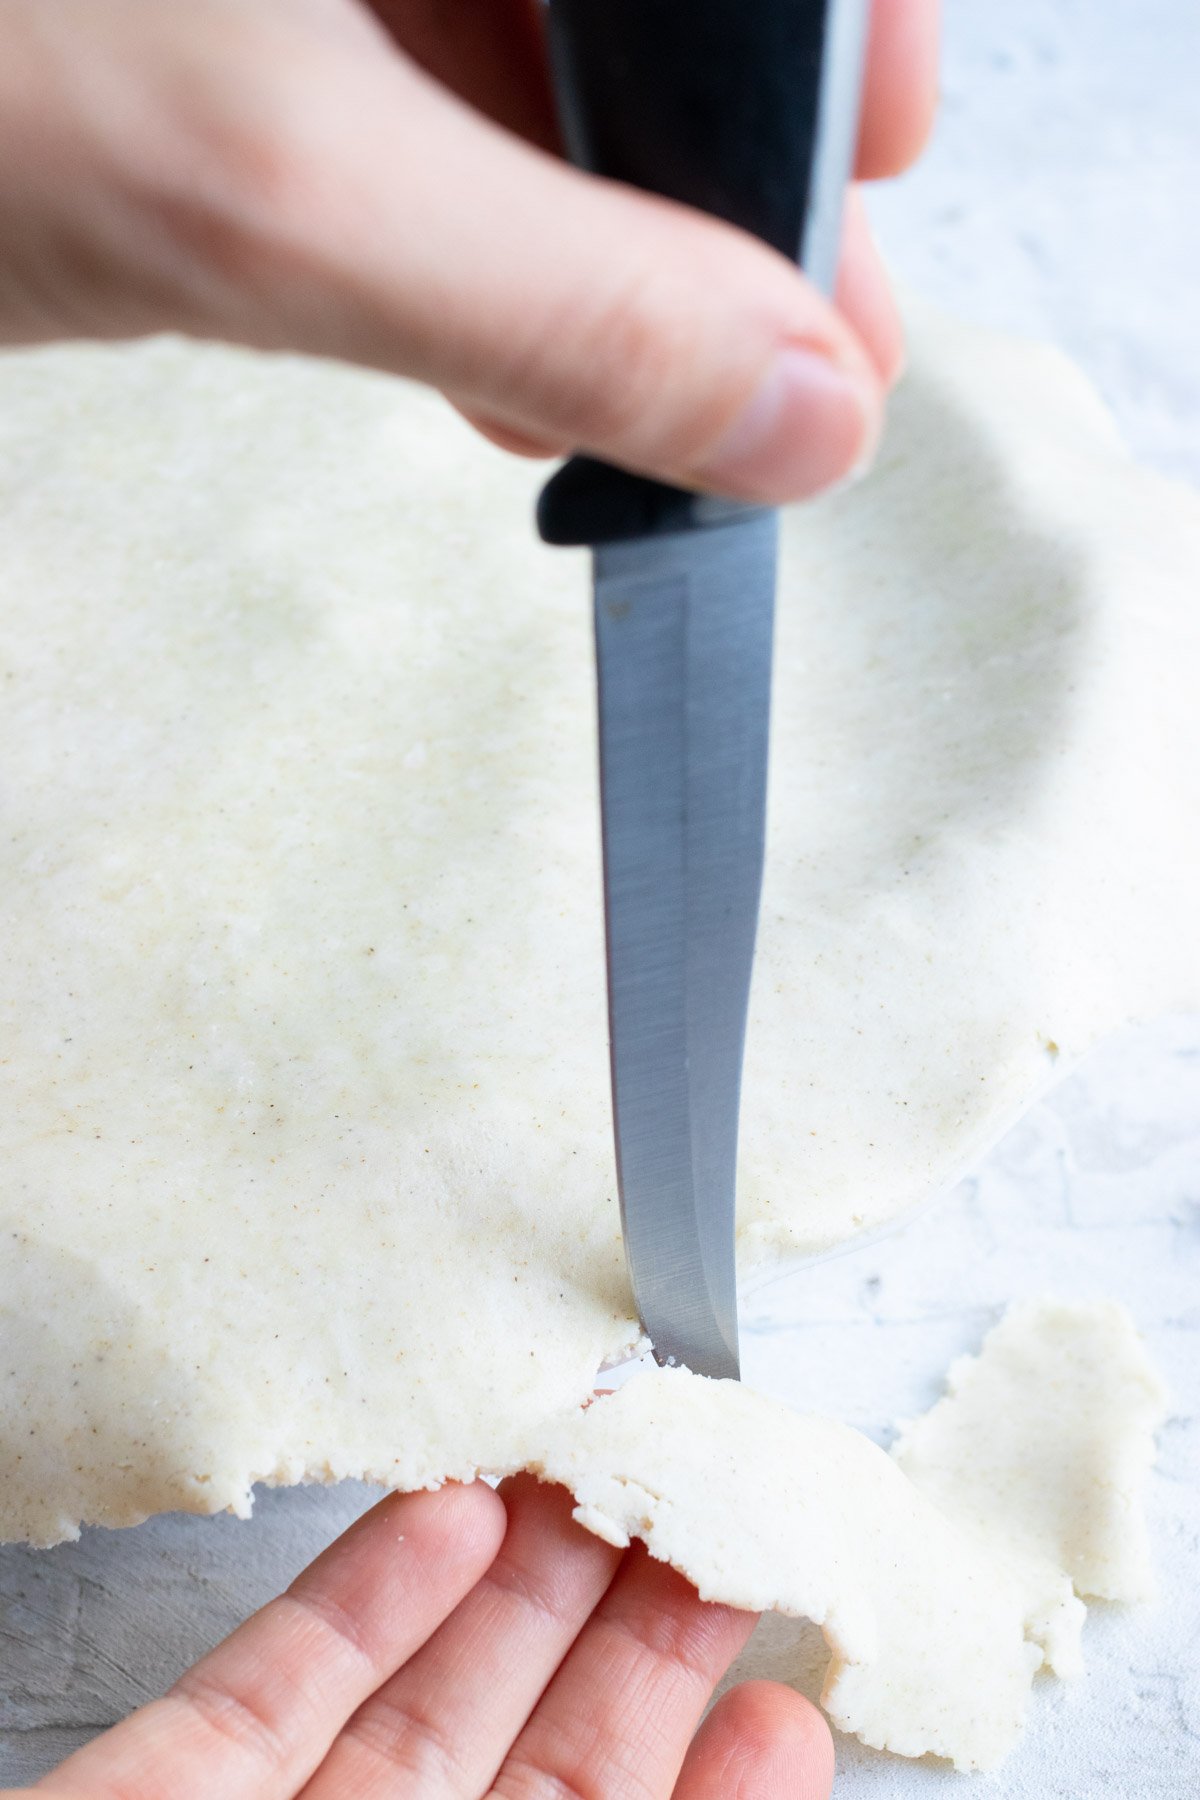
[2,1,1197,1792]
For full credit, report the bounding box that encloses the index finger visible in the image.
[37,1484,505,1800]
[490,1544,758,1800]
[857,0,941,179]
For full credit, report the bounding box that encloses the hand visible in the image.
[0,0,937,503]
[9,1478,835,1798]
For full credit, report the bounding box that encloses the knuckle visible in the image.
[577,271,699,444]
[567,243,738,456]
[498,207,770,463]
[172,1667,289,1772]
[286,1584,374,1671]
[605,1588,743,1686]
[491,1757,597,1800]
[342,1691,465,1786]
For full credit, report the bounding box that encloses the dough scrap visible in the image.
[0,309,1191,1766]
[671,1299,1165,1768]
[545,1368,1042,1772]
[891,1296,1169,1678]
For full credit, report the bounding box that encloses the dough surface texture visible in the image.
[0,311,1192,1766]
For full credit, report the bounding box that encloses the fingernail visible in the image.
[694,345,879,502]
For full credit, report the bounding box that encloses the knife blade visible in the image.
[593,508,777,1378]
[538,0,868,1379]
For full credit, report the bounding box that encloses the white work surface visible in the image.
[2,1,1197,1792]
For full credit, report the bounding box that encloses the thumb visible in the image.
[2,6,882,503]
[675,1682,836,1800]
[270,48,884,502]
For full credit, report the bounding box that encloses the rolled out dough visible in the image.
[0,308,1194,1766]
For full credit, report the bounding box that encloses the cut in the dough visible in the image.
[0,309,1191,1766]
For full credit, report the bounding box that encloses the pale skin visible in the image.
[0,2,937,1792]
[9,1478,838,1800]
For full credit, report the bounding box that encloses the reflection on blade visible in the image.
[593,510,777,1381]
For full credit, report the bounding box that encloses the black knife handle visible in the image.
[536,0,865,548]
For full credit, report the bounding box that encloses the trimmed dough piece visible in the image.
[538,1299,1166,1771]
[545,1370,1044,1772]
[892,1297,1169,1678]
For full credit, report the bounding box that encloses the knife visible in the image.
[537,0,869,1380]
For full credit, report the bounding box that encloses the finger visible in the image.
[2,9,882,503]
[857,0,940,179]
[455,405,567,460]
[835,187,905,389]
[673,1681,836,1800]
[491,1544,757,1800]
[464,184,906,457]
[462,187,904,457]
[301,1478,622,1800]
[374,4,911,421]
[459,188,903,457]
[257,48,883,503]
[41,1484,505,1800]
